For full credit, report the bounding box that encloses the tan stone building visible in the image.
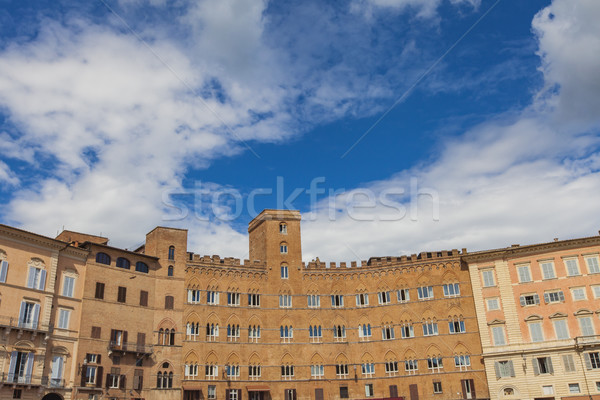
[464,234,600,400]
[0,224,88,400]
[181,210,489,400]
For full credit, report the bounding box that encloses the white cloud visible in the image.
[0,160,19,186]
[352,0,480,19]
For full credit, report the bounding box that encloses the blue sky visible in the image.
[1,0,599,261]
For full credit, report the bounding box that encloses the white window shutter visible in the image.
[38,269,46,290]
[32,304,40,329]
[27,267,36,288]
[0,260,8,282]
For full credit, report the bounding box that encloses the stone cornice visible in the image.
[463,235,600,264]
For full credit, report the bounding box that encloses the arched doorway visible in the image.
[42,393,63,400]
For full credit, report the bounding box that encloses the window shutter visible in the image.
[123,331,128,350]
[544,293,549,303]
[0,260,8,282]
[27,267,36,288]
[80,365,87,386]
[32,303,40,329]
[469,379,476,399]
[546,357,554,374]
[121,375,127,389]
[584,353,593,370]
[449,322,455,334]
[494,362,500,379]
[96,366,103,387]
[97,354,101,363]
[38,269,46,290]
[534,294,540,304]
[519,296,525,306]
[508,361,515,377]
[18,302,26,325]
[7,351,17,381]
[559,291,565,302]
[461,379,467,399]
[188,290,193,303]
[105,373,110,389]
[532,358,540,375]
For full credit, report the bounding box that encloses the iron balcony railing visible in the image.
[41,376,66,387]
[0,315,48,332]
[108,341,153,355]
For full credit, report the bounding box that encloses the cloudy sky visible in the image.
[1,0,599,262]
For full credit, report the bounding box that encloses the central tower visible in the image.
[248,209,302,278]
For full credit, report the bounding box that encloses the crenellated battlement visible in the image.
[187,253,267,269]
[303,248,466,270]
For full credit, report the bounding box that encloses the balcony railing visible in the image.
[108,341,153,355]
[0,373,43,385]
[0,315,47,332]
[576,335,600,348]
[41,376,66,388]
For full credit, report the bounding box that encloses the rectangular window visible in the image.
[117,286,126,303]
[586,256,600,274]
[519,293,540,306]
[188,289,201,304]
[565,258,580,276]
[91,326,101,339]
[227,292,240,306]
[140,291,148,307]
[205,365,218,378]
[382,325,395,340]
[542,386,554,395]
[482,270,495,287]
[487,298,500,311]
[279,295,292,308]
[62,276,75,297]
[18,301,40,329]
[495,360,515,378]
[433,382,442,394]
[422,322,438,336]
[365,383,374,397]
[586,352,600,369]
[417,286,433,300]
[401,324,414,338]
[207,385,216,399]
[340,387,349,399]
[454,355,471,370]
[571,287,587,301]
[492,326,506,346]
[281,265,289,279]
[356,293,369,307]
[533,357,554,375]
[529,322,544,342]
[85,366,97,384]
[0,260,8,283]
[57,309,70,330]
[248,293,260,307]
[310,365,324,378]
[404,360,418,374]
[307,294,320,308]
[449,319,466,334]
[553,319,569,339]
[427,357,443,372]
[397,289,409,303]
[362,363,375,377]
[579,317,595,336]
[95,282,105,299]
[569,383,581,394]
[385,361,399,375]
[331,294,344,308]
[335,364,349,377]
[541,261,556,279]
[377,291,391,304]
[517,265,532,283]
[228,325,241,341]
[281,365,294,379]
[207,291,219,305]
[563,354,576,372]
[544,290,565,303]
[592,285,600,299]
[27,267,46,290]
[249,365,262,378]
[443,283,460,297]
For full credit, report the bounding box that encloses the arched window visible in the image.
[168,266,174,277]
[280,242,288,254]
[157,362,173,389]
[116,257,130,269]
[96,252,111,265]
[170,329,175,345]
[136,262,149,273]
[158,328,164,345]
[168,246,175,260]
[279,223,287,234]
